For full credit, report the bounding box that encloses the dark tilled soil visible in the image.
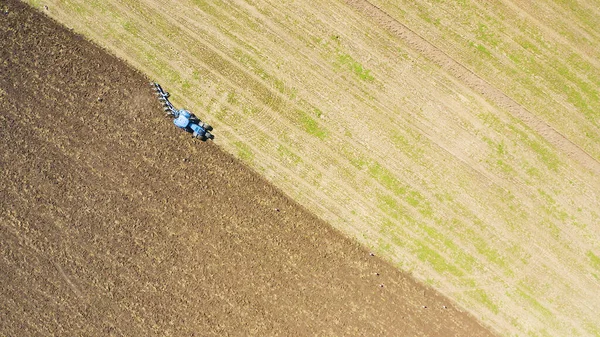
[0,1,496,336]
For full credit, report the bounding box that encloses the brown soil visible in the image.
[0,1,496,336]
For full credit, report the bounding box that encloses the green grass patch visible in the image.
[391,131,425,160]
[296,110,327,139]
[25,0,42,7]
[367,161,434,216]
[514,285,553,319]
[181,80,193,95]
[379,219,406,248]
[277,145,302,165]
[467,289,499,314]
[233,48,286,94]
[312,107,323,118]
[467,229,512,275]
[475,23,499,47]
[587,251,600,271]
[338,145,368,169]
[376,193,403,220]
[191,0,219,17]
[494,159,515,174]
[122,20,139,35]
[415,3,441,27]
[496,140,507,155]
[336,53,375,81]
[348,153,367,169]
[226,91,238,105]
[584,320,600,337]
[554,62,600,124]
[514,35,541,54]
[405,191,421,207]
[458,277,477,289]
[526,164,541,179]
[469,41,493,59]
[422,223,478,273]
[368,162,406,196]
[483,136,516,175]
[409,191,433,217]
[478,111,504,132]
[234,141,254,162]
[507,123,560,171]
[413,240,464,277]
[377,239,393,255]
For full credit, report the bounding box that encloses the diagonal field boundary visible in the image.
[345,0,600,176]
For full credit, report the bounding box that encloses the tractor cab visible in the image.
[173,109,191,129]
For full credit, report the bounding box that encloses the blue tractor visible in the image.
[151,82,214,141]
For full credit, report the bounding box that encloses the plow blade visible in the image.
[151,81,176,115]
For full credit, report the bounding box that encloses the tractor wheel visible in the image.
[205,131,214,140]
[202,123,213,131]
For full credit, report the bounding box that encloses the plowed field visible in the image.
[22,0,600,335]
[0,1,495,335]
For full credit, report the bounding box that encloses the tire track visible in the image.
[345,0,600,175]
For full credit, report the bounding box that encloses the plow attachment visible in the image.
[150,82,177,116]
[149,81,214,141]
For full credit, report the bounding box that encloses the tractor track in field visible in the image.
[345,0,600,176]
[0,1,497,336]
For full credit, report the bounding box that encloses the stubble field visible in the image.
[7,0,600,336]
